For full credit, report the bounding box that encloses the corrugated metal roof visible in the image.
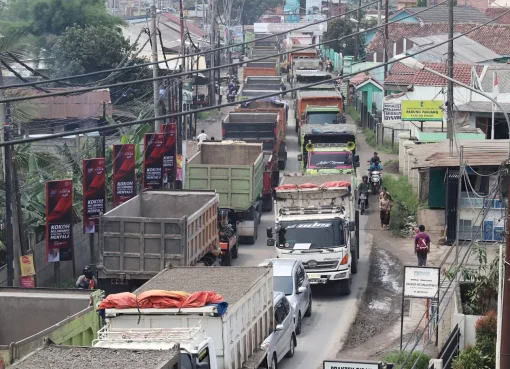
[392,4,492,23]
[480,65,510,93]
[410,140,510,168]
[408,34,501,64]
[18,88,111,120]
[456,101,510,112]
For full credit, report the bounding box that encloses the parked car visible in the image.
[259,258,312,335]
[260,292,297,369]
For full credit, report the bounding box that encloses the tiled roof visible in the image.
[349,72,371,86]
[485,7,510,25]
[392,4,492,23]
[367,22,510,55]
[162,13,205,37]
[385,62,477,86]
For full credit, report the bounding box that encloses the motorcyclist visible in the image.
[76,265,97,289]
[369,152,383,172]
[358,175,370,209]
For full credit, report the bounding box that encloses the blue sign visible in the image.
[483,220,494,241]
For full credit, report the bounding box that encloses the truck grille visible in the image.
[304,260,339,270]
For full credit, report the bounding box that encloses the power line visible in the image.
[3,10,510,147]
[0,0,381,91]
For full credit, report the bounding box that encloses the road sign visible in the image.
[323,360,382,369]
[254,22,328,34]
[401,100,443,121]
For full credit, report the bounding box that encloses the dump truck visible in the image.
[243,61,278,79]
[222,112,286,211]
[104,267,274,369]
[0,288,103,367]
[9,344,181,369]
[185,142,263,244]
[266,174,359,296]
[288,50,317,66]
[238,76,283,100]
[298,124,359,175]
[97,190,223,294]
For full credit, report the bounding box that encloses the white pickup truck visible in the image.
[104,267,276,369]
[266,174,359,295]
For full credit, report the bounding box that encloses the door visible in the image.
[296,264,309,314]
[274,298,293,361]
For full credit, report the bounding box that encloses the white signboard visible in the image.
[254,22,327,34]
[383,102,401,123]
[323,361,381,369]
[403,266,440,299]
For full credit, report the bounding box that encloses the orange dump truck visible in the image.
[243,60,278,79]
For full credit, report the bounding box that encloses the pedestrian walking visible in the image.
[218,84,224,110]
[414,225,431,266]
[197,130,208,150]
[379,192,391,229]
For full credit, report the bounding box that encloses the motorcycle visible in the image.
[359,192,368,215]
[369,170,382,194]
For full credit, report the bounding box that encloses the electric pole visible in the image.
[447,0,454,157]
[355,0,361,61]
[501,176,510,368]
[4,113,13,286]
[383,0,389,96]
[151,0,161,132]
[209,0,216,107]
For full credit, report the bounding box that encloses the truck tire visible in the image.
[245,220,258,244]
[339,279,352,295]
[262,196,273,212]
[295,119,299,132]
[232,243,238,259]
[222,250,232,266]
[278,160,286,170]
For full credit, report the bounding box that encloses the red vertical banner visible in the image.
[83,158,106,234]
[46,180,73,262]
[161,123,177,184]
[143,133,165,189]
[112,144,136,207]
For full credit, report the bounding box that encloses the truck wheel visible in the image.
[285,334,296,358]
[232,243,238,259]
[222,250,232,266]
[339,279,352,296]
[278,160,286,170]
[351,248,358,274]
[262,197,273,212]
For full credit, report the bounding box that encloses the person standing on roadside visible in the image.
[218,84,224,110]
[414,225,431,266]
[379,192,392,230]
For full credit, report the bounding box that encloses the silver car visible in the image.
[260,292,297,369]
[259,258,312,335]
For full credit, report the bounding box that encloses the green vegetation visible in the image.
[364,129,398,154]
[345,105,360,125]
[383,175,418,236]
[323,15,375,59]
[198,110,218,120]
[383,350,431,369]
[453,311,497,369]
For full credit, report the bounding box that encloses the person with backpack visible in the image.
[414,225,431,266]
[76,265,97,289]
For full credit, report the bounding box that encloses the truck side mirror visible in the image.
[354,161,360,168]
[353,154,359,162]
[266,227,273,238]
[297,154,302,161]
[267,239,275,247]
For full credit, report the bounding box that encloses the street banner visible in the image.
[161,124,177,184]
[401,100,444,121]
[83,158,106,234]
[143,133,165,189]
[113,144,136,207]
[20,254,35,277]
[20,276,35,288]
[46,180,73,262]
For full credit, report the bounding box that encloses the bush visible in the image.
[383,350,431,369]
[363,128,398,154]
[475,311,497,368]
[345,105,360,126]
[453,345,491,369]
[383,175,418,236]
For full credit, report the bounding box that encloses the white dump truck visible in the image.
[266,174,359,295]
[104,267,274,369]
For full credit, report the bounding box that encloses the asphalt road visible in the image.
[231,102,372,369]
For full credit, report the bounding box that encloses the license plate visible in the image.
[308,274,320,279]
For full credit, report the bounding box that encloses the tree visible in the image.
[241,0,283,25]
[0,0,123,40]
[49,25,152,104]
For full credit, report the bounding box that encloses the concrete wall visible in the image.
[417,209,445,243]
[0,290,91,345]
[452,287,482,350]
[0,223,96,288]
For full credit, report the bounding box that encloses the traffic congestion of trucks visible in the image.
[1,42,367,369]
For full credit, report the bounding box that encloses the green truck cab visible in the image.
[297,123,359,176]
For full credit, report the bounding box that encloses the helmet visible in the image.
[83,265,93,278]
[362,175,368,181]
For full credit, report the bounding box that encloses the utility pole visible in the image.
[209,0,216,108]
[4,113,13,286]
[383,0,389,96]
[355,0,361,60]
[501,175,510,368]
[377,0,381,26]
[151,0,161,132]
[447,0,454,157]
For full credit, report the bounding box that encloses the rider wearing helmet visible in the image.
[358,175,370,208]
[369,152,382,172]
[76,265,97,290]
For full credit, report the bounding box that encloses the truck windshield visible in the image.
[278,221,344,248]
[273,276,294,295]
[309,152,351,168]
[306,112,339,125]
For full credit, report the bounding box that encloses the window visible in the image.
[296,266,305,287]
[275,301,287,324]
[198,348,211,365]
[282,297,291,316]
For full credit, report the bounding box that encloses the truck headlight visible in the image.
[334,272,347,279]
